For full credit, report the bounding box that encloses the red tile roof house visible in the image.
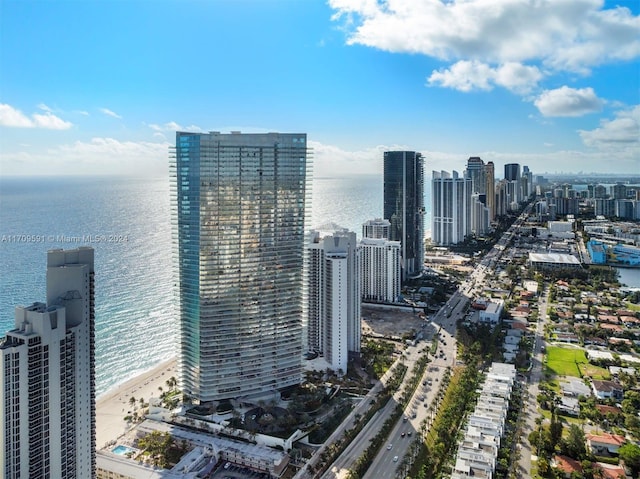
[599,314,621,324]
[557,309,573,320]
[510,321,529,331]
[609,337,633,347]
[595,462,627,479]
[586,432,626,455]
[552,455,582,477]
[621,315,640,327]
[584,336,608,347]
[591,380,624,400]
[596,404,623,417]
[599,323,624,335]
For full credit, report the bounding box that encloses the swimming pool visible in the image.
[112,445,137,456]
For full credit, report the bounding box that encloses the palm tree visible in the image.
[166,376,178,391]
[129,396,137,408]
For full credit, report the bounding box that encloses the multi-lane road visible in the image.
[319,204,537,478]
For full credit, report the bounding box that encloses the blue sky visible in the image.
[1,0,638,177]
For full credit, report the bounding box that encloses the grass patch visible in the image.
[577,362,610,380]
[624,302,640,312]
[546,346,587,377]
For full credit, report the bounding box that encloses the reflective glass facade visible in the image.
[383,151,425,280]
[170,132,311,402]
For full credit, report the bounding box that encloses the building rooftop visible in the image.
[529,252,581,265]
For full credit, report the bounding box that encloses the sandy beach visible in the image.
[95,357,177,449]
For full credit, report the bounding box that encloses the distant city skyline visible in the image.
[0,1,638,177]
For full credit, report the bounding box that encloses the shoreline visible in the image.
[96,356,177,449]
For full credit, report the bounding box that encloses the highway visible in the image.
[362,285,469,479]
[320,203,537,479]
[319,342,429,479]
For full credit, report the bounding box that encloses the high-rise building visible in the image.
[306,229,360,374]
[612,183,628,200]
[1,247,96,478]
[171,131,311,402]
[360,217,401,304]
[362,218,391,240]
[465,157,486,195]
[471,194,490,236]
[465,157,490,234]
[432,170,472,246]
[504,163,520,182]
[595,199,616,217]
[504,163,521,205]
[383,151,425,280]
[484,161,496,221]
[594,185,608,199]
[521,165,533,199]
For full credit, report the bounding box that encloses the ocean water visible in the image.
[0,176,175,397]
[618,267,640,289]
[2,174,424,397]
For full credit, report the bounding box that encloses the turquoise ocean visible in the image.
[1,175,414,397]
[2,175,638,397]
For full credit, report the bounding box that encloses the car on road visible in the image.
[393,455,399,462]
[401,432,405,437]
[387,444,393,450]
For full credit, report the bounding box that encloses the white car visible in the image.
[387,444,393,450]
[393,455,399,462]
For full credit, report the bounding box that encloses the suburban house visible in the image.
[591,380,624,400]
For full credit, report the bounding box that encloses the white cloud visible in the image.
[1,137,170,176]
[0,104,33,128]
[329,0,640,72]
[99,108,122,119]
[428,60,542,93]
[148,121,204,132]
[37,103,53,113]
[310,140,400,177]
[0,103,73,130]
[534,86,603,117]
[75,110,90,116]
[32,112,74,130]
[579,105,640,157]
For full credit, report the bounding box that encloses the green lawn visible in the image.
[624,301,640,312]
[546,346,587,377]
[577,362,610,380]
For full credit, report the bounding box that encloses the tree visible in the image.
[619,442,640,477]
[561,424,587,460]
[549,411,564,449]
[138,431,174,468]
[537,456,550,475]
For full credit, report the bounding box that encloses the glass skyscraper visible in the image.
[383,151,425,281]
[170,132,311,402]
